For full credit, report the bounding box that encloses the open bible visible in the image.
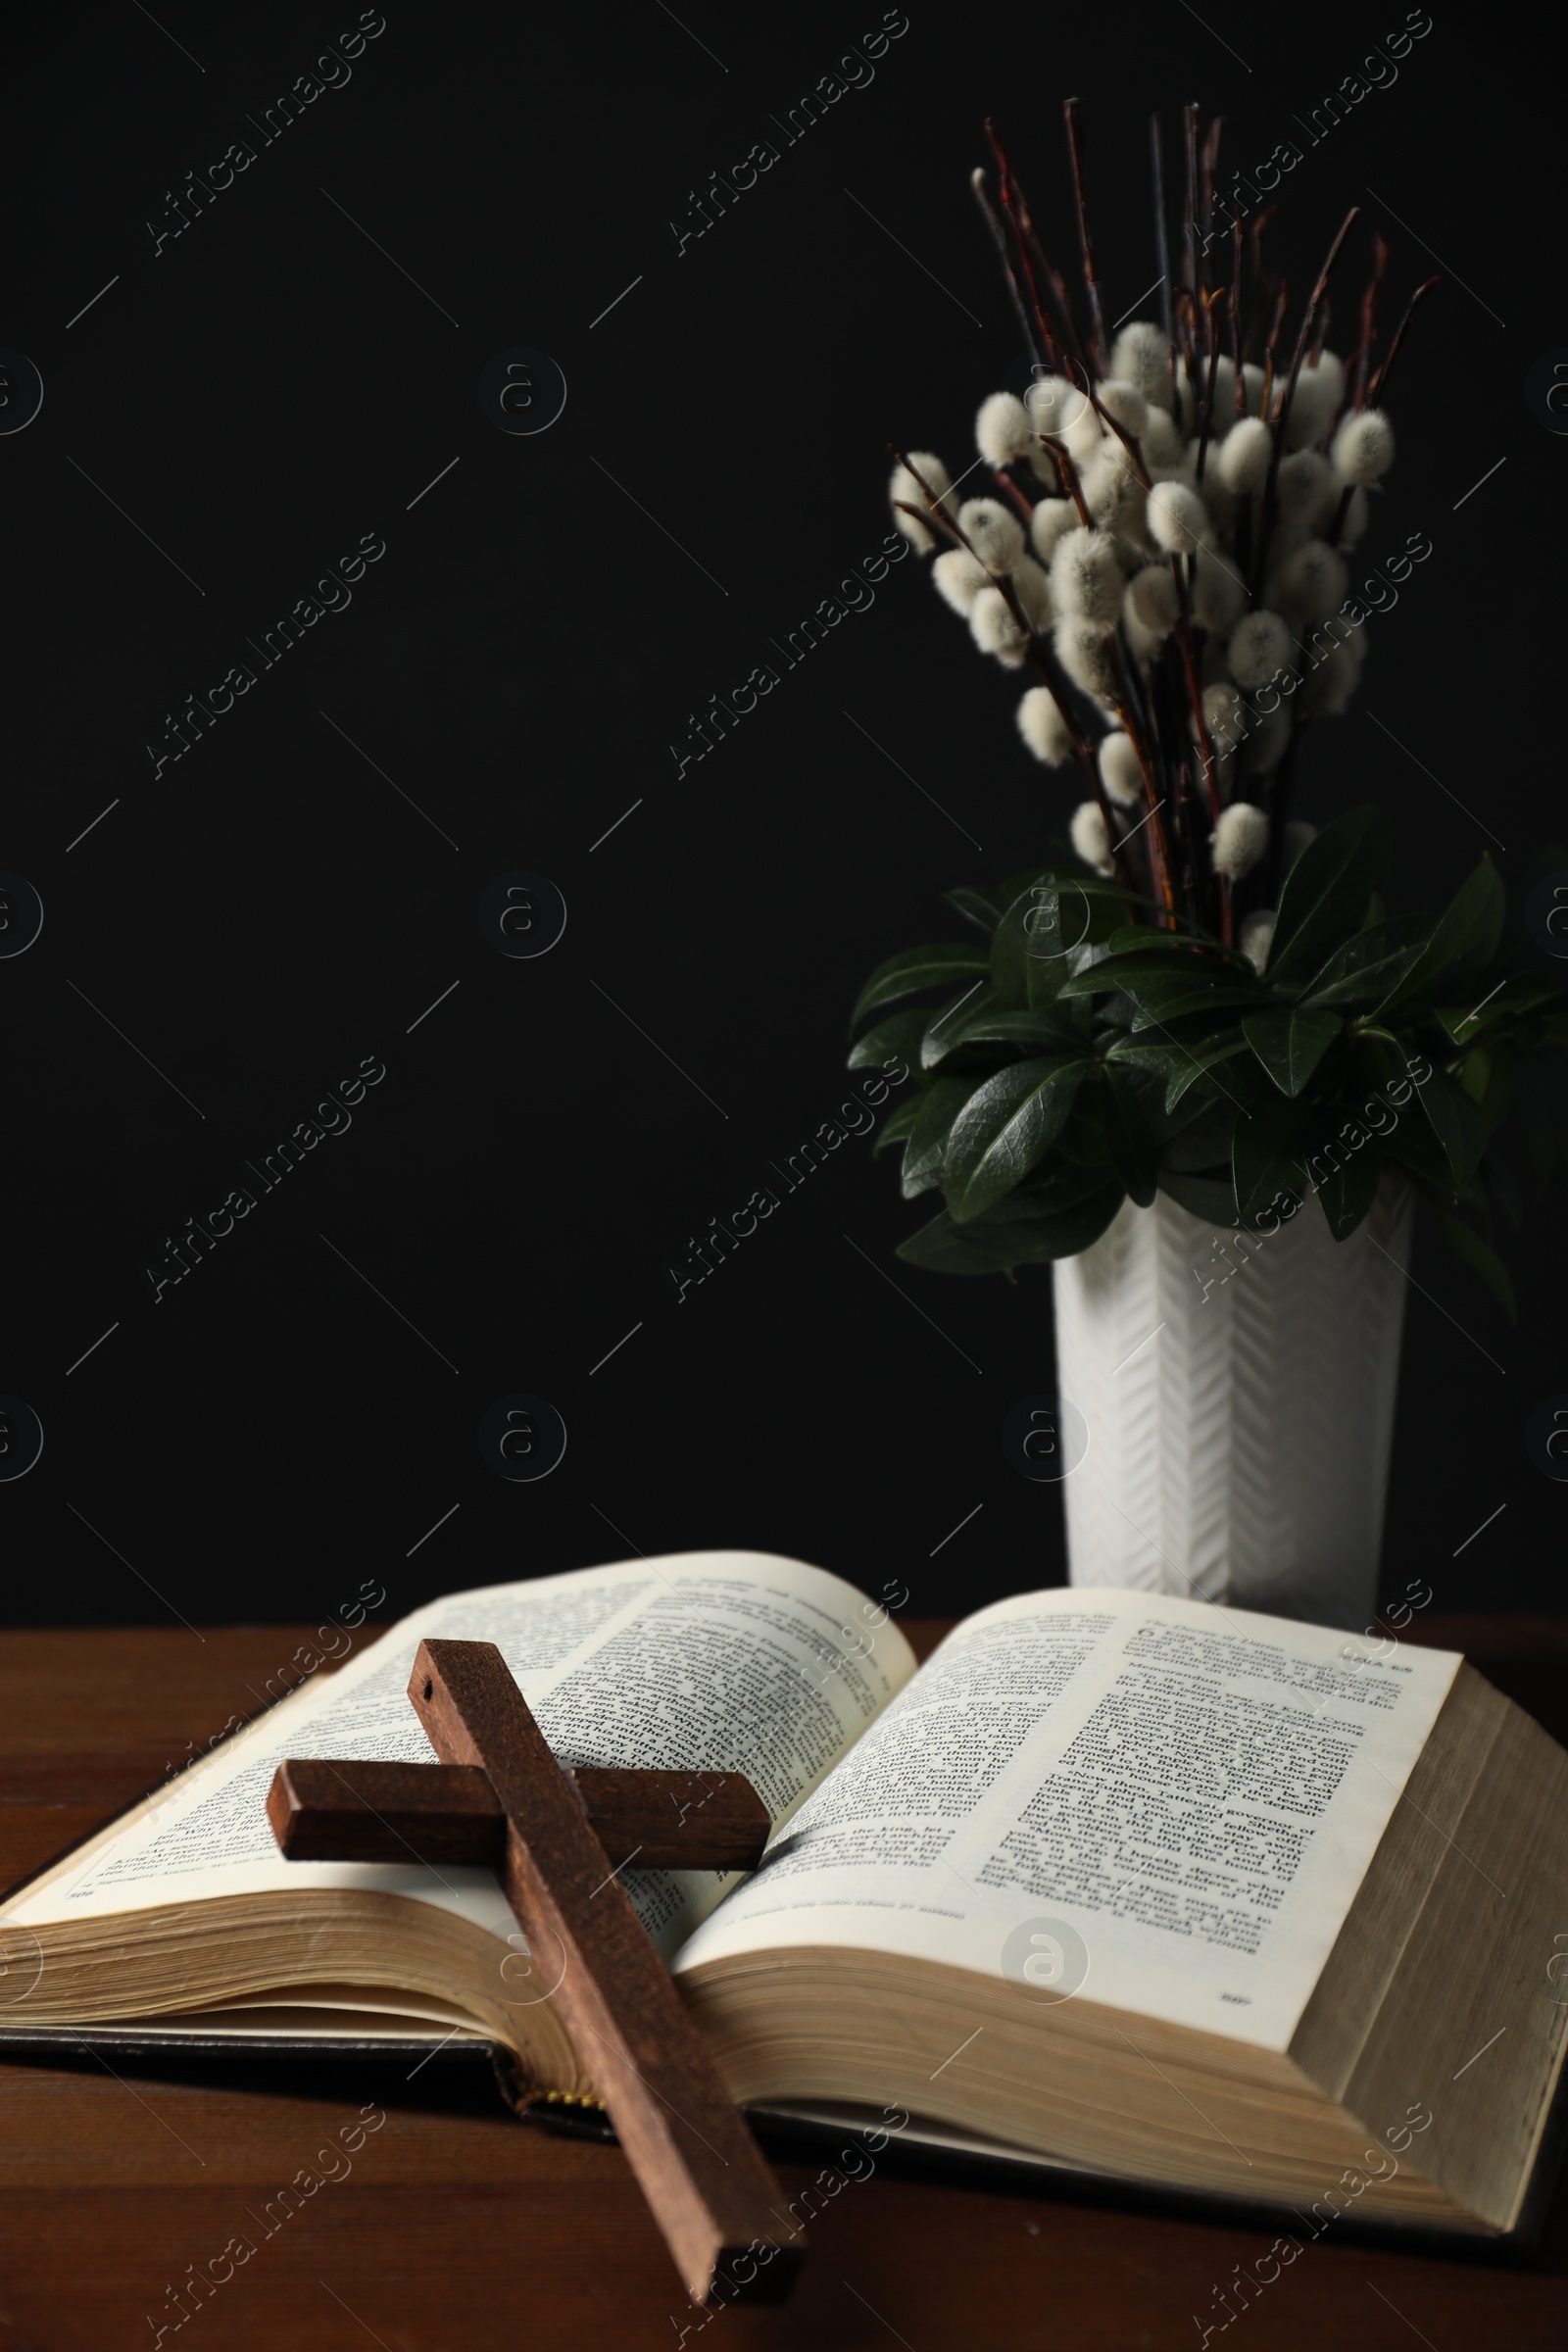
[4,1553,1566,2235]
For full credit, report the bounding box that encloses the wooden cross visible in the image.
[265,1638,801,2307]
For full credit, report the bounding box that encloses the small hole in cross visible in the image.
[422,1679,433,1701]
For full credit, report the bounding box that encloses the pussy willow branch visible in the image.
[889,448,1137,902]
[1368,274,1440,405]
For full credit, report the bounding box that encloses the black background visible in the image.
[3,1,1561,1632]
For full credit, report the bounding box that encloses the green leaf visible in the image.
[1163,1032,1252,1111]
[991,883,1088,1012]
[1435,972,1568,1046]
[1156,1167,1238,1223]
[920,985,1000,1070]
[1267,805,1390,983]
[1103,1039,1188,1079]
[1381,1111,1485,1202]
[1127,983,1273,1030]
[899,1077,973,1200]
[852,944,990,1030]
[1243,1006,1344,1097]
[1298,914,1436,1013]
[943,885,1005,934]
[848,1008,928,1075]
[999,866,1132,939]
[871,1097,922,1156]
[944,1056,1093,1223]
[1103,922,1230,959]
[945,1005,1082,1056]
[1313,1140,1384,1241]
[1233,1090,1312,1220]
[1416,1066,1491,1182]
[1381,856,1506,1012]
[1056,945,1239,999]
[1422,1194,1518,1322]
[896,1181,1125,1276]
[1100,1065,1158,1207]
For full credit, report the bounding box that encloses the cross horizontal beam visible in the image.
[267,1756,771,1872]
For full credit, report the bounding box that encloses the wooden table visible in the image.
[3,1618,1567,2350]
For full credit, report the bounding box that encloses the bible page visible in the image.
[672,1587,1460,2049]
[3,1552,916,1962]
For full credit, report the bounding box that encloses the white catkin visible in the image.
[1228,609,1293,691]
[1141,409,1185,467]
[1099,730,1145,807]
[1082,445,1146,536]
[1054,615,1118,703]
[889,451,954,550]
[1301,637,1360,715]
[932,547,990,615]
[1016,686,1074,765]
[970,585,1029,664]
[1192,545,1249,632]
[1217,415,1272,496]
[1070,801,1115,875]
[1010,553,1054,628]
[1202,680,1245,753]
[1276,449,1335,532]
[975,391,1035,467]
[1240,909,1277,973]
[1096,378,1150,439]
[1108,321,1175,414]
[1146,479,1209,555]
[1026,374,1094,447]
[1128,564,1175,639]
[1284,358,1341,451]
[1029,498,1078,563]
[1338,483,1369,545]
[1278,538,1348,622]
[1212,801,1269,880]
[1050,525,1122,622]
[1244,703,1292,776]
[957,497,1025,574]
[1332,408,1395,483]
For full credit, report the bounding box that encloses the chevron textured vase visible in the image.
[1051,1174,1413,1629]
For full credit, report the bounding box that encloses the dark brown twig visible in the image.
[1195,291,1226,483]
[1150,113,1175,359]
[986,121,1083,378]
[1350,232,1389,413]
[1063,97,1110,375]
[1246,207,1277,364]
[1168,558,1233,949]
[1182,103,1201,361]
[1272,206,1359,440]
[1104,634,1177,922]
[1039,434,1093,527]
[1367,274,1440,406]
[970,169,1045,375]
[1232,218,1246,415]
[1258,278,1289,423]
[991,467,1037,526]
[1200,115,1223,256]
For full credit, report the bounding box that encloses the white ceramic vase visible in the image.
[1050,1174,1413,1629]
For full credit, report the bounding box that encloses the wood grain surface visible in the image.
[268,1755,771,1871]
[407,1637,800,2305]
[2,1616,1566,2349]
